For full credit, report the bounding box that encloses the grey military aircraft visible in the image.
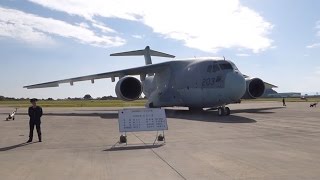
[24,46,276,116]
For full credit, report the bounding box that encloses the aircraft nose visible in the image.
[224,72,246,101]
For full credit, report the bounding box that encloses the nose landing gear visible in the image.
[218,106,230,116]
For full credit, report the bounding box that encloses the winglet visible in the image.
[110,46,175,65]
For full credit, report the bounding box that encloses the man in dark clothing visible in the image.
[282,97,286,106]
[27,98,43,143]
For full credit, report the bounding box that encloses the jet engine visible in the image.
[115,77,142,101]
[242,78,265,99]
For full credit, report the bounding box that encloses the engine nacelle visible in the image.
[115,77,142,101]
[242,78,265,99]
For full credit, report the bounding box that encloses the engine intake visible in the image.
[115,77,142,101]
[242,78,265,99]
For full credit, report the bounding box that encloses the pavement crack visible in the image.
[132,132,187,180]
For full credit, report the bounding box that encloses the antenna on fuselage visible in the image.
[110,46,175,65]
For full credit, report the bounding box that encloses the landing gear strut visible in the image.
[218,106,230,116]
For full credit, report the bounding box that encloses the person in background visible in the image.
[282,97,286,107]
[27,98,43,142]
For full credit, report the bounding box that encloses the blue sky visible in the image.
[0,0,319,99]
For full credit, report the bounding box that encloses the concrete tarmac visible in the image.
[0,102,319,180]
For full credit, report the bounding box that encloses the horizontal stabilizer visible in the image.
[110,46,175,58]
[149,49,176,58]
[110,46,175,65]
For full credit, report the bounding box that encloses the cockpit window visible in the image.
[219,63,233,70]
[229,62,239,70]
[212,64,220,72]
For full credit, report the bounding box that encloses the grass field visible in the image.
[0,98,319,107]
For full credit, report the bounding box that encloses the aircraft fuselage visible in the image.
[143,58,246,108]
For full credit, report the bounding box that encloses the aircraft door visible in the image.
[200,62,223,107]
[179,65,202,107]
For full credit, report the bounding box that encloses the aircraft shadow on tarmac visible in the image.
[164,109,256,123]
[9,111,255,123]
[164,107,283,123]
[0,142,38,151]
[219,107,285,114]
[1,107,283,124]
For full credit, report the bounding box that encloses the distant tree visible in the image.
[0,96,4,101]
[6,97,15,100]
[101,95,117,100]
[83,94,92,100]
[47,98,54,101]
[101,96,108,100]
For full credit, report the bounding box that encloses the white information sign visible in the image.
[118,108,168,132]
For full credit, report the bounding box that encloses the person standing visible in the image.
[282,97,286,106]
[27,98,43,142]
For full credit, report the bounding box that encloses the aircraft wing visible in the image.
[263,82,278,89]
[23,62,170,89]
[243,74,278,89]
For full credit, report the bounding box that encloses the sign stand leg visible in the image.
[125,132,127,145]
[153,131,159,145]
[153,130,166,145]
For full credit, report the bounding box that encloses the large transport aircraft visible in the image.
[24,46,277,116]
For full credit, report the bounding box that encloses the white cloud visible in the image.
[92,22,116,33]
[132,35,143,39]
[236,53,250,57]
[307,21,320,48]
[306,43,320,49]
[77,22,89,28]
[315,66,320,75]
[28,0,273,53]
[304,66,320,83]
[0,6,125,47]
[316,21,320,36]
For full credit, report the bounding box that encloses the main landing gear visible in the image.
[217,106,230,116]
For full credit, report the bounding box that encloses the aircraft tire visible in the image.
[158,134,164,141]
[218,107,225,116]
[225,107,231,116]
[120,135,127,144]
[148,103,154,108]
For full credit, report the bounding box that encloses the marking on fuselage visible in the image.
[201,75,225,88]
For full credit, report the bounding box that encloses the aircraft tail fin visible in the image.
[110,46,175,65]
